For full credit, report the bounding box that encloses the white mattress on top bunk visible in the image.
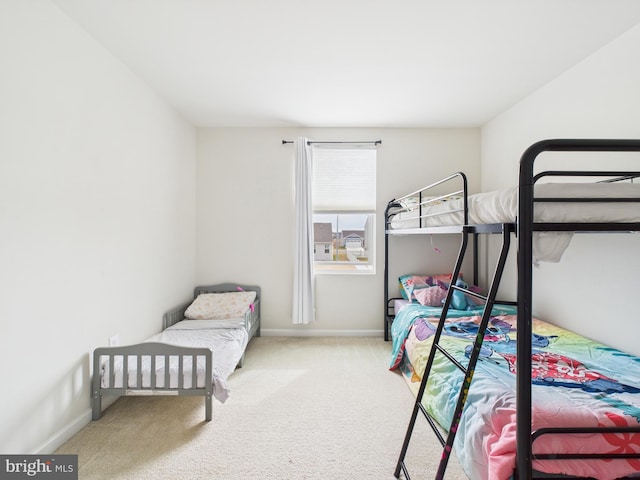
[101,320,248,403]
[389,182,640,263]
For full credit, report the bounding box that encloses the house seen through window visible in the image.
[312,145,376,273]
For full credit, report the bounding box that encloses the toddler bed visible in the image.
[92,283,260,421]
[390,305,640,480]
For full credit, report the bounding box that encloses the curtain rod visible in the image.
[282,140,382,145]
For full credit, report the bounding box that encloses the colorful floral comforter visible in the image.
[390,304,640,480]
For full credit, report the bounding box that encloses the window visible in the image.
[312,145,376,273]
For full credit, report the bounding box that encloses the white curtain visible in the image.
[292,137,315,324]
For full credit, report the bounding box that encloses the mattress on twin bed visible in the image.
[389,182,640,262]
[100,320,248,403]
[389,304,640,480]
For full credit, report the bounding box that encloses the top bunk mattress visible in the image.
[388,182,640,263]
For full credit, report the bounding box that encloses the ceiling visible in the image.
[52,0,640,128]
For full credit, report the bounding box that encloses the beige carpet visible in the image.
[56,337,468,479]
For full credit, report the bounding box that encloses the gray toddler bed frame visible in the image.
[92,283,261,421]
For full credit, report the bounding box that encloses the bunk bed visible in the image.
[92,283,260,421]
[385,139,640,480]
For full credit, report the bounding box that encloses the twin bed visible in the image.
[92,283,260,421]
[390,301,640,480]
[385,139,640,479]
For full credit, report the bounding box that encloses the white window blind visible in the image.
[312,146,376,212]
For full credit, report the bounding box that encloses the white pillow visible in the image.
[184,291,257,320]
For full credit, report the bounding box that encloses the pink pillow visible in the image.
[414,286,447,307]
[399,273,461,300]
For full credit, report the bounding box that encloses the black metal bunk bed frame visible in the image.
[385,139,640,480]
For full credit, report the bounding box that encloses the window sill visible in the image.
[314,264,375,275]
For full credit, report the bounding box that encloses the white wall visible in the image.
[0,1,197,454]
[481,24,640,356]
[197,127,480,334]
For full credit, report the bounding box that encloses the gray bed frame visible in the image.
[91,283,261,421]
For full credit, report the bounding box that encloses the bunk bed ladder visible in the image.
[394,224,512,480]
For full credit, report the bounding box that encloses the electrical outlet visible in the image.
[108,334,120,347]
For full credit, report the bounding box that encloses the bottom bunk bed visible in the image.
[390,302,640,480]
[92,283,260,421]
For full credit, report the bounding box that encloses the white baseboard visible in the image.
[261,329,384,337]
[35,396,118,454]
[35,410,90,454]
